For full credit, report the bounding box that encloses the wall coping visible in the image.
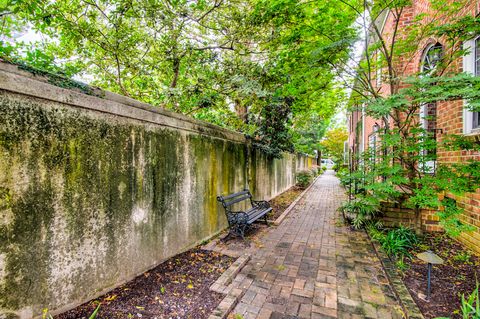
[0,61,246,143]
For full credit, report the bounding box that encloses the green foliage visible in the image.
[437,198,475,238]
[309,165,321,176]
[339,196,380,229]
[320,127,348,163]
[368,226,418,258]
[296,170,313,188]
[43,305,100,319]
[252,96,294,158]
[460,282,480,319]
[1,0,358,155]
[453,251,473,264]
[395,255,409,272]
[344,0,480,240]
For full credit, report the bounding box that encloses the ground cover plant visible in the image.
[367,225,480,319]
[55,249,233,319]
[401,234,480,319]
[368,225,418,258]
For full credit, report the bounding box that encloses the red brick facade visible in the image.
[347,0,480,253]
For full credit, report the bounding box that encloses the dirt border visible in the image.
[368,234,425,319]
[273,174,321,225]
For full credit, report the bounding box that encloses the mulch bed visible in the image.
[267,185,304,220]
[403,233,480,319]
[56,249,234,319]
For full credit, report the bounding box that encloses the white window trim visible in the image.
[463,36,480,135]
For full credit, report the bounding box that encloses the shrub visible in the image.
[339,195,381,228]
[336,167,349,185]
[333,163,347,172]
[309,165,321,176]
[296,170,313,188]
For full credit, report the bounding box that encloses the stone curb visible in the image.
[368,234,425,319]
[208,254,251,319]
[273,174,321,226]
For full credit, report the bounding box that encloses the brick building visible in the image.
[347,0,480,253]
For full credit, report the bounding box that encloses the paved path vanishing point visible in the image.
[217,170,405,319]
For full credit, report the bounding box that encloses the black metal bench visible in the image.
[217,189,271,239]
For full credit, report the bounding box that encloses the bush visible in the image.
[333,163,348,172]
[336,167,349,185]
[339,195,381,229]
[309,165,321,176]
[296,170,313,188]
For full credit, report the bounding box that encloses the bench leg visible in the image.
[239,223,248,240]
[264,214,269,226]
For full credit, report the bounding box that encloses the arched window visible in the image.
[421,43,443,74]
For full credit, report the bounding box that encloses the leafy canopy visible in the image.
[0,0,358,156]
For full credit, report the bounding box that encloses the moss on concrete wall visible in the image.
[0,89,308,318]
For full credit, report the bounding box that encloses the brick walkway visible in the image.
[224,171,405,319]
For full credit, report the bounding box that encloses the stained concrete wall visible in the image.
[0,62,312,318]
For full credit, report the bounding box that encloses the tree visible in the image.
[320,127,348,163]
[0,0,358,155]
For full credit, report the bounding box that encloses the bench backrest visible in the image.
[217,189,253,208]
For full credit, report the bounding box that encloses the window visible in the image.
[420,44,442,135]
[463,36,480,134]
[420,43,442,173]
[474,38,480,129]
[421,43,443,75]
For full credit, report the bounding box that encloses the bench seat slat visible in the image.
[247,207,272,224]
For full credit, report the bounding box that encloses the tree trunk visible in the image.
[234,98,248,124]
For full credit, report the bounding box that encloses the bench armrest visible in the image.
[226,211,248,225]
[252,200,270,209]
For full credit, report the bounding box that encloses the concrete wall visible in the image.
[0,62,311,318]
